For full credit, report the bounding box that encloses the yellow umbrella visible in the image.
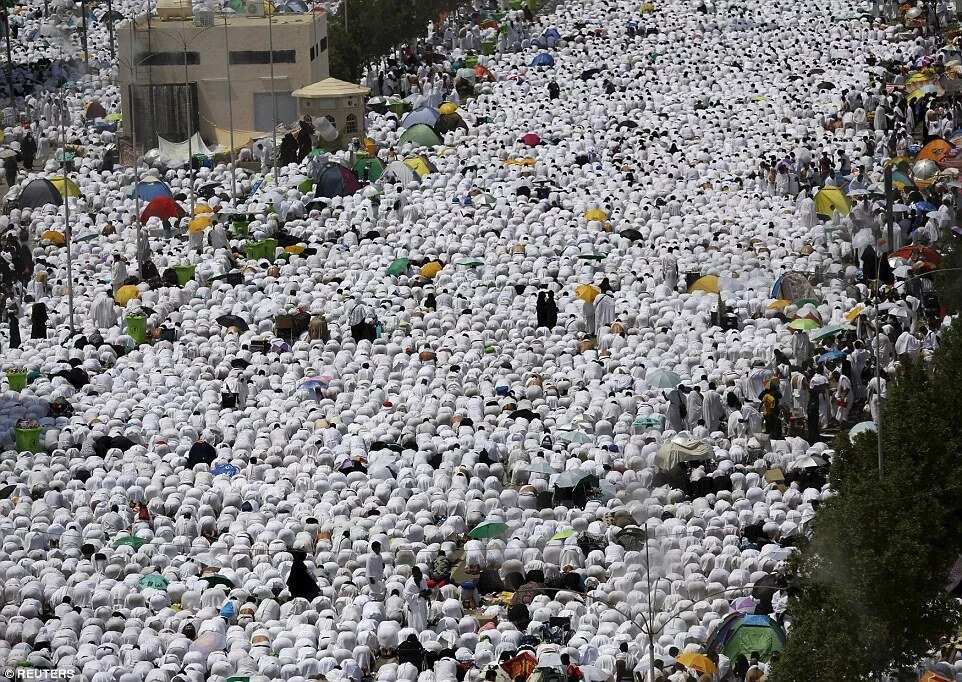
[40,229,66,246]
[50,176,80,198]
[114,284,141,306]
[688,274,721,294]
[284,245,305,255]
[192,203,214,216]
[767,299,791,310]
[676,652,716,675]
[845,304,865,321]
[404,156,433,177]
[362,137,378,155]
[504,158,536,166]
[188,215,212,233]
[439,102,458,115]
[583,208,609,222]
[576,284,601,302]
[420,261,443,278]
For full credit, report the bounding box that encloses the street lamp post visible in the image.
[1,0,14,109]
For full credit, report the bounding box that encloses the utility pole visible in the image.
[106,0,115,60]
[268,3,278,183]
[60,84,75,333]
[884,164,894,252]
[80,0,89,66]
[224,15,236,204]
[1,0,14,108]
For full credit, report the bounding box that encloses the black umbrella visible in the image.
[197,183,222,200]
[619,228,642,241]
[210,272,245,286]
[618,120,639,129]
[817,81,835,90]
[579,68,603,80]
[216,314,250,331]
[0,484,16,499]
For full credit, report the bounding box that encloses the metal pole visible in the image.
[2,6,13,109]
[884,164,894,251]
[107,0,115,61]
[60,85,75,334]
[183,38,194,214]
[344,0,347,33]
[131,20,142,249]
[268,5,278,183]
[224,16,236,204]
[645,534,656,682]
[80,0,89,66]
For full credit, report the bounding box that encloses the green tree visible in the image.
[770,323,962,681]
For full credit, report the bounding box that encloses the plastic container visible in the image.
[126,314,147,345]
[174,264,196,285]
[5,371,27,392]
[15,426,42,453]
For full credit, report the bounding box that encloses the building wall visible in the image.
[118,12,328,149]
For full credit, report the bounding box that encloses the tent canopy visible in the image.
[398,124,442,148]
[353,155,384,181]
[381,160,419,185]
[132,179,174,202]
[315,162,360,198]
[18,178,63,209]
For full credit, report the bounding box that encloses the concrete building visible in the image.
[117,0,328,150]
[292,77,369,145]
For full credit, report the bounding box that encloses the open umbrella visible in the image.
[522,459,555,474]
[613,526,648,551]
[521,132,541,147]
[138,574,169,590]
[387,258,410,276]
[787,318,819,331]
[551,529,575,541]
[114,285,141,306]
[891,244,941,264]
[113,535,146,549]
[848,421,877,442]
[420,261,443,278]
[810,323,854,340]
[676,652,717,675]
[555,430,593,444]
[299,377,330,392]
[132,179,173,202]
[211,463,239,477]
[576,284,601,302]
[647,368,682,388]
[688,274,721,294]
[215,314,250,331]
[817,350,846,364]
[468,520,509,539]
[583,208,608,221]
[140,196,185,222]
[200,574,236,589]
[791,454,827,469]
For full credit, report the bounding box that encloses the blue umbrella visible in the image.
[816,350,846,364]
[132,179,173,202]
[401,107,440,128]
[914,200,937,213]
[299,377,330,392]
[530,52,555,67]
[212,463,238,477]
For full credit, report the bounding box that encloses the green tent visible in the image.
[354,155,385,182]
[399,123,442,149]
[718,615,786,662]
[387,258,410,276]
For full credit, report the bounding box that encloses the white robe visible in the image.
[90,295,118,329]
[593,293,616,334]
[702,389,726,430]
[403,576,428,631]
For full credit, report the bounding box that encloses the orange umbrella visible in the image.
[891,244,941,264]
[419,261,443,278]
[917,138,953,164]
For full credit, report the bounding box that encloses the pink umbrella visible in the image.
[521,132,541,147]
[732,596,758,613]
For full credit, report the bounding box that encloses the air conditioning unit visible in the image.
[193,9,214,25]
[245,0,265,16]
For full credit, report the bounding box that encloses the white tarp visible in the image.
[155,133,213,165]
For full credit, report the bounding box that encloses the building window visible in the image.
[310,46,315,61]
[320,37,327,53]
[229,50,296,65]
[345,113,357,134]
[141,51,200,66]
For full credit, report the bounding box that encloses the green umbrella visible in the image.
[226,677,250,682]
[387,258,410,276]
[792,298,821,308]
[787,318,819,331]
[457,259,484,268]
[468,520,508,539]
[647,368,682,389]
[810,323,854,340]
[297,178,314,193]
[113,535,146,549]
[200,574,236,589]
[138,574,169,590]
[551,529,575,541]
[578,253,606,261]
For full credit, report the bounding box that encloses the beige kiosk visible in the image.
[292,78,370,149]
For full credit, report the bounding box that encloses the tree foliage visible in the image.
[770,322,962,681]
[327,0,467,82]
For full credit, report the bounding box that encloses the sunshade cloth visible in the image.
[655,438,713,470]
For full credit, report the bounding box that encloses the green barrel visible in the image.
[174,264,196,285]
[5,371,27,392]
[262,238,278,261]
[126,314,147,345]
[15,427,42,453]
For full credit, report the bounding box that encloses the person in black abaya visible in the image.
[185,437,216,468]
[7,301,20,349]
[861,244,878,281]
[31,301,48,339]
[536,291,549,328]
[278,133,299,167]
[287,549,321,601]
[545,291,558,328]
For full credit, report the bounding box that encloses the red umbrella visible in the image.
[521,132,541,147]
[890,244,941,265]
[140,196,186,222]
